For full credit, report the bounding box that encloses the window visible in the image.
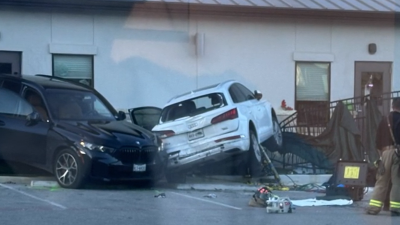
[129,107,162,131]
[295,62,330,124]
[236,83,255,100]
[229,84,247,103]
[23,88,49,121]
[0,88,33,117]
[0,63,12,74]
[46,89,115,120]
[52,54,93,87]
[362,72,383,106]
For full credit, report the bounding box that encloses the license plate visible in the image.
[133,164,146,172]
[188,129,204,141]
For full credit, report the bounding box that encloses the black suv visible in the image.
[0,74,167,188]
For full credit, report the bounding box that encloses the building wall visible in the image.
[0,10,52,73]
[394,15,400,92]
[0,7,396,112]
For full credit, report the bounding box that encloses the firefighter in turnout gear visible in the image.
[366,97,400,216]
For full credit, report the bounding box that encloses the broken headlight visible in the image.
[78,141,116,153]
[154,135,164,152]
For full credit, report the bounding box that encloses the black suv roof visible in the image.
[0,74,90,91]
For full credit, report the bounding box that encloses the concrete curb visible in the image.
[176,183,262,192]
[0,176,54,186]
[176,174,332,192]
[30,180,59,188]
[0,174,332,191]
[196,174,332,186]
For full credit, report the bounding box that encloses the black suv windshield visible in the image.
[46,89,116,121]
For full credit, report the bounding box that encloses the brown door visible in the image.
[355,61,392,114]
[0,51,22,75]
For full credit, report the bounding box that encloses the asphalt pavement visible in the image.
[0,180,395,225]
[2,162,393,225]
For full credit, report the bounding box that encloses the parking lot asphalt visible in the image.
[0,180,393,225]
[2,162,387,225]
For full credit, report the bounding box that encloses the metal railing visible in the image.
[271,90,400,174]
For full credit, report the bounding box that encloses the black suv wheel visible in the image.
[54,149,85,189]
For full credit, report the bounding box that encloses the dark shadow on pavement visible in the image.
[0,160,52,177]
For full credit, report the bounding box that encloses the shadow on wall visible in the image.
[113,56,254,108]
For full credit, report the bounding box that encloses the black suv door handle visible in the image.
[0,120,5,126]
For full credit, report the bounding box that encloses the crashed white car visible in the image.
[129,80,283,183]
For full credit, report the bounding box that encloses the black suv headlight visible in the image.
[158,141,164,152]
[78,141,116,153]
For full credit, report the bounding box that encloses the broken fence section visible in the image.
[271,90,400,174]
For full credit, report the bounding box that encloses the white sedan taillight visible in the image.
[211,108,238,124]
[155,130,175,139]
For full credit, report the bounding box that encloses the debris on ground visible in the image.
[291,183,326,193]
[291,198,352,206]
[154,193,166,198]
[248,186,295,213]
[244,181,290,191]
[248,186,276,207]
[2,181,16,184]
[265,184,290,191]
[266,196,295,213]
[203,194,217,198]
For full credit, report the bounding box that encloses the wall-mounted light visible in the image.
[368,43,377,54]
[195,32,205,57]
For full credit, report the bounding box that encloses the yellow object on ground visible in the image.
[265,185,290,191]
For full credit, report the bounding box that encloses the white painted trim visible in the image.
[352,54,394,62]
[49,44,97,55]
[0,183,67,209]
[0,48,24,52]
[293,52,335,62]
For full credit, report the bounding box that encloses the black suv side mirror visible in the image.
[26,111,41,125]
[117,111,126,121]
[254,90,263,100]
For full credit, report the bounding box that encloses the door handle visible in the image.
[0,120,5,126]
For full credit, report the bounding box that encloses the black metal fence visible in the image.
[268,90,400,174]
